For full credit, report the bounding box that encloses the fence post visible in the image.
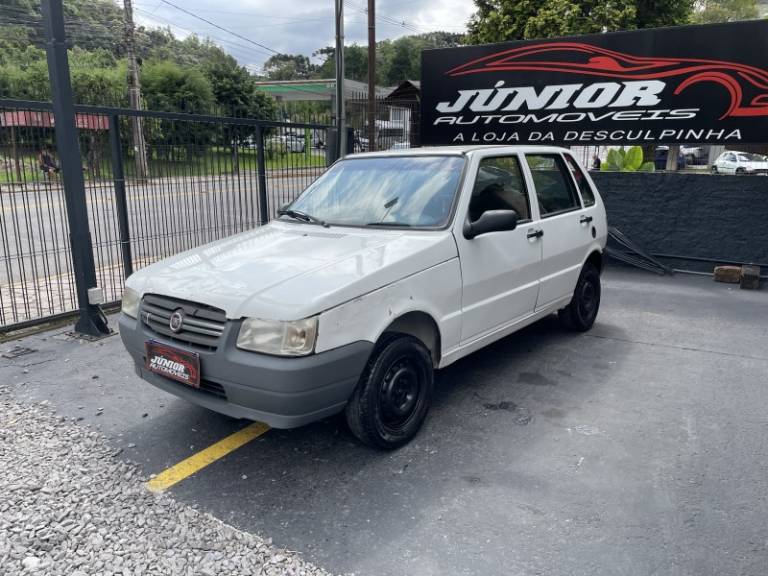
[256,125,269,224]
[109,114,134,279]
[42,0,109,337]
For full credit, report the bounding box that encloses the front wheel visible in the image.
[558,262,601,332]
[345,335,434,450]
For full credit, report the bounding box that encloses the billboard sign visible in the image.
[421,21,768,146]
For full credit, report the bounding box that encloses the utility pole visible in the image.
[334,0,346,158]
[42,0,110,336]
[123,0,148,179]
[367,0,376,151]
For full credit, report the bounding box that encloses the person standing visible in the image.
[39,146,60,176]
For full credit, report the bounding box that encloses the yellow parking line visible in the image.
[146,422,270,493]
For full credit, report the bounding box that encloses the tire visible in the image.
[345,335,434,450]
[736,168,745,175]
[558,262,601,332]
[711,165,718,174]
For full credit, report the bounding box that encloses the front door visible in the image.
[455,154,542,343]
[523,153,590,310]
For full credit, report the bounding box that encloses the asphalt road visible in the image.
[2,268,767,576]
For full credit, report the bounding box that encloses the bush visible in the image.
[601,146,655,172]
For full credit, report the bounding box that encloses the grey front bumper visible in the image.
[119,314,373,429]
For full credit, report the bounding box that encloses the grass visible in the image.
[0,146,326,185]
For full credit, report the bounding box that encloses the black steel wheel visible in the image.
[345,335,433,450]
[558,262,601,332]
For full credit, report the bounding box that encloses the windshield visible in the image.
[285,156,465,228]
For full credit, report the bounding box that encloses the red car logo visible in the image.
[447,42,768,119]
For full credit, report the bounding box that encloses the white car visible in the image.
[712,151,768,175]
[267,134,306,153]
[119,146,607,449]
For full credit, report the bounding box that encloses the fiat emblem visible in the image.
[169,309,184,333]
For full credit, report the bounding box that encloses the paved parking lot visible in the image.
[2,268,767,576]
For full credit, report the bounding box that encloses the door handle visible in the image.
[580,215,593,224]
[527,229,543,239]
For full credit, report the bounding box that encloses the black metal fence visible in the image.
[0,98,334,331]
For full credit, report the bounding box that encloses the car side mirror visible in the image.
[463,209,519,239]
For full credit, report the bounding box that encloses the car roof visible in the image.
[347,145,573,158]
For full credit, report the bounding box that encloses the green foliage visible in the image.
[0,0,277,119]
[275,32,464,85]
[601,146,655,172]
[467,0,694,43]
[263,53,315,80]
[693,0,759,23]
[141,61,214,114]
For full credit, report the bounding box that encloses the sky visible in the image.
[133,0,476,74]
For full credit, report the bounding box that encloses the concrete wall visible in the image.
[591,172,768,266]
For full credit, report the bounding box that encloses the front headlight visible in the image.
[236,316,318,356]
[121,287,140,319]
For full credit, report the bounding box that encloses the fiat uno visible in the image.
[120,145,607,449]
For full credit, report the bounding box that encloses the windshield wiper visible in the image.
[277,208,329,227]
[365,221,412,227]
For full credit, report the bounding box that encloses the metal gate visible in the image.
[0,99,332,331]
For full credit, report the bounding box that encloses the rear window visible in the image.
[525,154,581,216]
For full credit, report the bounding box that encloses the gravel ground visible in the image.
[0,389,333,576]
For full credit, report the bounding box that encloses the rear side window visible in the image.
[564,155,596,207]
[525,154,581,216]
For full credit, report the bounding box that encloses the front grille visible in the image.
[141,294,226,350]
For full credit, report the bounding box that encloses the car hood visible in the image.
[126,221,457,320]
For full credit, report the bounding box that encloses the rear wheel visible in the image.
[345,335,433,450]
[558,262,601,332]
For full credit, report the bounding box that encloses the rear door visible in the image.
[522,152,591,310]
[455,154,542,343]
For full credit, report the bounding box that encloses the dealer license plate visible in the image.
[145,341,200,388]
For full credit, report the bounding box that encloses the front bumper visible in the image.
[118,314,373,429]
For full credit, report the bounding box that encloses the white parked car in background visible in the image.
[712,151,768,175]
[120,146,607,449]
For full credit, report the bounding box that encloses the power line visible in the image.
[133,7,275,58]
[155,0,281,55]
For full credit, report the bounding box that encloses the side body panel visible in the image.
[315,258,463,357]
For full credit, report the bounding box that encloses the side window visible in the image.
[468,156,531,223]
[525,154,581,217]
[564,154,596,207]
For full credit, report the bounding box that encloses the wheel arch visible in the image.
[585,249,604,274]
[379,311,442,367]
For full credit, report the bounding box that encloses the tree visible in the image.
[141,61,214,113]
[263,54,315,80]
[693,0,759,23]
[635,0,695,28]
[314,45,369,82]
[204,52,273,117]
[467,0,694,43]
